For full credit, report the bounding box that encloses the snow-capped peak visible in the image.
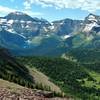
[83,14,100,32]
[87,14,97,22]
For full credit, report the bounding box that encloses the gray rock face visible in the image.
[52,19,83,36]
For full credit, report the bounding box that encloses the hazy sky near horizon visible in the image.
[0,0,100,21]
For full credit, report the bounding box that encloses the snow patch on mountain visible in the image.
[0,19,7,24]
[48,25,55,30]
[25,25,30,28]
[61,35,71,40]
[83,22,99,32]
[43,27,49,32]
[26,39,32,44]
[17,34,27,39]
[7,28,15,33]
[88,15,97,22]
[7,20,14,24]
[20,20,25,23]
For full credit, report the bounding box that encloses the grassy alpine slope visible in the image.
[0,48,63,97]
[0,48,100,100]
[17,53,100,100]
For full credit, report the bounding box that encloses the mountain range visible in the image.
[0,11,100,56]
[0,12,100,100]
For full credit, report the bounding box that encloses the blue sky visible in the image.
[0,0,100,21]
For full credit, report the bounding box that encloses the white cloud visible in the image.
[0,6,43,17]
[23,10,43,16]
[24,0,100,12]
[23,1,31,9]
[0,6,16,13]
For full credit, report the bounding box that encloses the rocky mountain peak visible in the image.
[11,11,26,15]
[85,13,97,23]
[4,11,34,21]
[83,13,100,33]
